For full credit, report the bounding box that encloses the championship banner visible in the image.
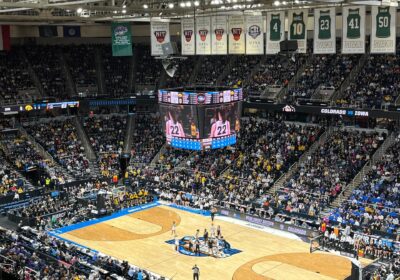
[370,6,396,54]
[342,6,365,54]
[111,22,133,56]
[196,16,211,55]
[151,21,170,56]
[228,15,245,54]
[313,8,336,54]
[181,18,195,55]
[288,10,308,53]
[266,12,285,54]
[245,15,264,55]
[211,16,228,55]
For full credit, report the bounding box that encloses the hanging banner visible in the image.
[229,15,245,54]
[151,21,170,56]
[211,16,228,55]
[288,10,308,53]
[181,18,195,55]
[111,22,133,56]
[245,15,264,55]
[342,6,365,54]
[370,6,396,54]
[266,12,285,54]
[196,17,211,55]
[313,8,336,54]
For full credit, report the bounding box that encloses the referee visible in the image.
[192,264,200,280]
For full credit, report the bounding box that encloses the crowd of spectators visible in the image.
[24,118,90,179]
[224,55,261,87]
[340,51,400,108]
[164,56,197,88]
[25,45,69,99]
[83,115,127,178]
[135,45,162,87]
[276,129,385,217]
[0,47,36,103]
[130,114,164,164]
[100,45,131,96]
[195,56,230,85]
[288,54,358,100]
[329,135,400,235]
[0,155,27,197]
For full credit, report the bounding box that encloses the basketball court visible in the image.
[54,204,370,279]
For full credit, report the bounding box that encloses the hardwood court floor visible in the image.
[60,205,364,280]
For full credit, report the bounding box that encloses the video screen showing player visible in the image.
[160,104,200,139]
[204,102,242,138]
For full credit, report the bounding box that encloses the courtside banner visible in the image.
[211,16,228,55]
[0,25,11,51]
[245,15,264,55]
[342,6,365,54]
[313,8,336,54]
[111,22,132,56]
[288,9,308,53]
[266,12,284,54]
[151,21,170,56]
[370,6,396,54]
[196,16,211,55]
[229,15,245,54]
[181,18,195,55]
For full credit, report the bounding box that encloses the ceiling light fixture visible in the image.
[194,0,200,6]
[143,4,148,8]
[77,7,83,13]
[273,0,280,5]
[168,3,174,8]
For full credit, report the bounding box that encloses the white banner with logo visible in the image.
[288,9,308,53]
[342,6,365,54]
[370,6,396,54]
[181,18,195,55]
[229,15,245,54]
[245,15,264,55]
[196,16,211,55]
[266,12,285,54]
[150,21,170,56]
[211,16,228,55]
[313,8,336,54]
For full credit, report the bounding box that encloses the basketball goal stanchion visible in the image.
[309,234,323,253]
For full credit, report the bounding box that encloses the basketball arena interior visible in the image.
[0,1,399,279]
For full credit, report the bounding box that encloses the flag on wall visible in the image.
[370,6,396,54]
[0,25,11,51]
[39,26,58,37]
[196,16,211,55]
[342,6,365,54]
[63,26,81,37]
[313,8,336,54]
[288,9,308,53]
[151,21,170,56]
[211,15,228,55]
[228,15,245,54]
[181,18,195,55]
[245,15,264,55]
[266,12,284,54]
[111,22,133,56]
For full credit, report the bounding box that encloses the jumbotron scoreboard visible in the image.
[158,86,243,150]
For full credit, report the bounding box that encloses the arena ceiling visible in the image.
[0,0,398,23]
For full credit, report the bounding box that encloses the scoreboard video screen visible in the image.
[159,87,243,150]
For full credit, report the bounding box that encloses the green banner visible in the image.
[111,22,133,56]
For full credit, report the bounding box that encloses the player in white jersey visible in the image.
[165,111,185,138]
[210,111,231,138]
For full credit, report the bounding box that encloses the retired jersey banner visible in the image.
[245,15,264,55]
[111,22,132,56]
[266,12,285,54]
[211,16,228,55]
[229,15,245,54]
[181,18,195,55]
[342,6,365,54]
[288,10,308,53]
[313,8,336,54]
[370,6,396,54]
[196,17,211,55]
[151,21,170,56]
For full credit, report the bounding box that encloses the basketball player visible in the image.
[171,221,177,236]
[174,235,179,252]
[210,109,231,138]
[217,225,221,238]
[165,111,185,138]
[210,223,216,238]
